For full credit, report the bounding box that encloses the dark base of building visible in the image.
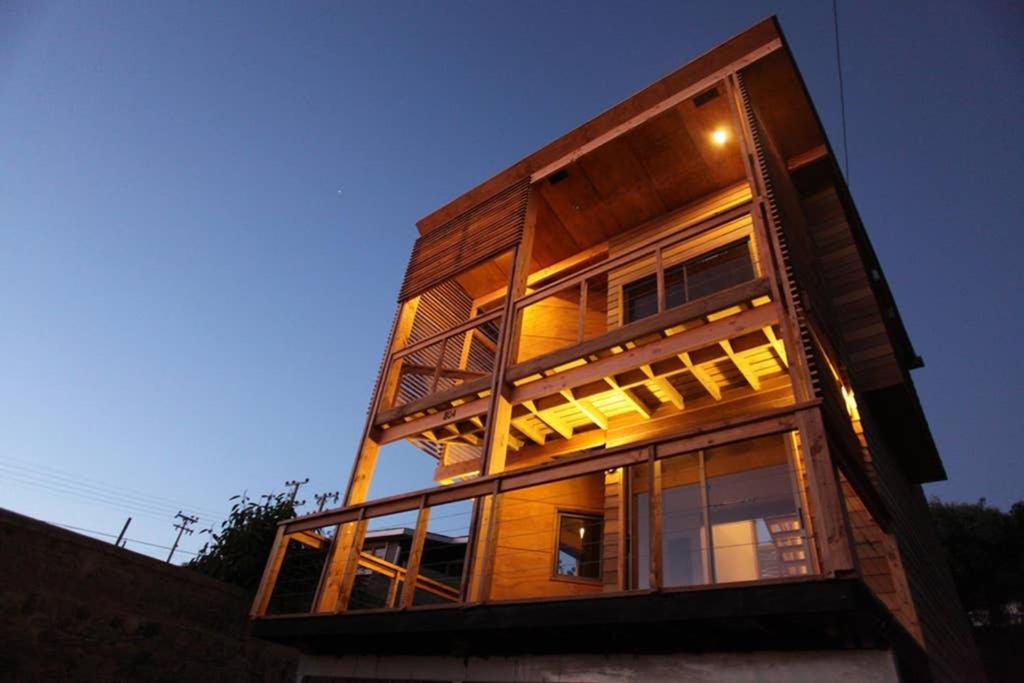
[254,577,931,681]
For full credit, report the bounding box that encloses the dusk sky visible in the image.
[1,1,1021,560]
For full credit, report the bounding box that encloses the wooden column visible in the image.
[314,513,368,613]
[400,499,431,608]
[795,409,855,575]
[648,450,663,590]
[464,188,538,603]
[724,74,814,405]
[342,296,421,507]
[250,526,287,617]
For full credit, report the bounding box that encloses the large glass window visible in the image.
[622,239,755,324]
[555,513,603,580]
[630,434,811,589]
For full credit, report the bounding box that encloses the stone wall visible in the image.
[0,508,297,682]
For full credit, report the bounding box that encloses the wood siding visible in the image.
[604,184,754,329]
[489,474,605,600]
[399,180,529,301]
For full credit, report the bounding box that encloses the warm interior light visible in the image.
[579,526,586,540]
[712,128,729,146]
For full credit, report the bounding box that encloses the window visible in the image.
[622,239,755,324]
[630,435,811,589]
[554,513,603,579]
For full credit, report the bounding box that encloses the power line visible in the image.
[47,520,197,556]
[832,0,850,182]
[0,455,225,519]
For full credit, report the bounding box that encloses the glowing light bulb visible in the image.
[712,128,729,146]
[579,526,586,540]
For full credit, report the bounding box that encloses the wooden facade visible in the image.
[251,17,980,682]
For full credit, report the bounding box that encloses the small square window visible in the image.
[554,513,603,580]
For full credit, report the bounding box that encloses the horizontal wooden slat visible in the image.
[399,180,529,301]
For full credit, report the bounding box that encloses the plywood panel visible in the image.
[489,473,606,600]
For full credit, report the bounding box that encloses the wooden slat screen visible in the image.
[399,179,530,302]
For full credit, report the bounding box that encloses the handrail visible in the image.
[514,202,751,310]
[356,552,460,601]
[392,308,504,361]
[285,400,820,535]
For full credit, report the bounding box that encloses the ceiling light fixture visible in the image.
[712,128,729,146]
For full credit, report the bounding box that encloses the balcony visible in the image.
[251,406,828,620]
[373,202,793,485]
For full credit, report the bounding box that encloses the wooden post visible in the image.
[794,409,855,575]
[698,449,716,584]
[648,450,663,591]
[724,73,814,405]
[250,526,287,617]
[577,280,588,343]
[313,511,369,613]
[784,430,821,575]
[655,247,666,313]
[465,188,538,602]
[400,499,431,608]
[340,297,421,510]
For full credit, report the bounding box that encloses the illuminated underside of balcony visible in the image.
[373,279,788,481]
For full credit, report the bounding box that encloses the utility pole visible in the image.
[115,517,132,547]
[314,491,340,512]
[284,478,309,505]
[167,511,198,563]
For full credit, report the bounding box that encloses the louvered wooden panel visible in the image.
[398,180,530,302]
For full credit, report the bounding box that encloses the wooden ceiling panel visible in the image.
[577,136,667,231]
[530,191,583,271]
[677,95,747,188]
[626,115,718,210]
[535,169,621,247]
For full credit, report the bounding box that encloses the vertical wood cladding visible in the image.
[737,69,980,681]
[399,180,530,302]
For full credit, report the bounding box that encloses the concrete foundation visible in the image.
[298,649,900,683]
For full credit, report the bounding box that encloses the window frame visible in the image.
[551,509,604,583]
[621,237,756,325]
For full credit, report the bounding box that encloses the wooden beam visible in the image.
[285,402,821,535]
[507,278,770,384]
[642,364,684,410]
[529,38,783,183]
[719,339,761,390]
[679,351,721,400]
[786,144,829,172]
[511,303,779,405]
[523,400,573,440]
[377,396,490,445]
[400,503,431,608]
[763,326,789,367]
[375,376,491,427]
[290,530,329,551]
[794,409,856,576]
[605,376,652,419]
[649,454,663,590]
[250,526,287,617]
[560,389,609,429]
[511,416,546,445]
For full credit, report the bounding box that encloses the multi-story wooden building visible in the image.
[251,17,980,682]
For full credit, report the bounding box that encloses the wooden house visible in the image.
[250,17,981,682]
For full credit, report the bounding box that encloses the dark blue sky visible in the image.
[1,1,1021,558]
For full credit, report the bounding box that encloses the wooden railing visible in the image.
[354,552,460,607]
[251,401,827,618]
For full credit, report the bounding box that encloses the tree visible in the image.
[188,492,298,595]
[929,498,1024,626]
